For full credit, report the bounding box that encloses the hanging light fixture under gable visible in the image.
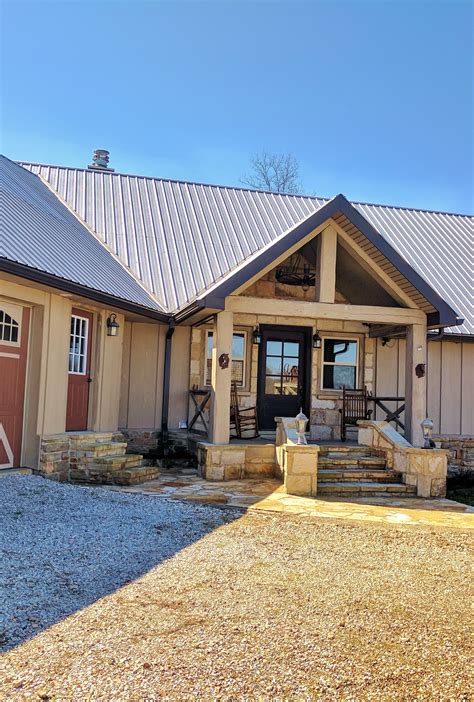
[275,252,316,291]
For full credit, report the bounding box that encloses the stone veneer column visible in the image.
[210,310,233,444]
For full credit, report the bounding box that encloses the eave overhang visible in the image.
[0,259,170,323]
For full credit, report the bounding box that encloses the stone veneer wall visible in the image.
[39,432,124,481]
[189,311,373,441]
[118,429,192,456]
[197,442,276,481]
[434,436,474,471]
[359,421,448,498]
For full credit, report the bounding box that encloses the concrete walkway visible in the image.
[110,473,474,529]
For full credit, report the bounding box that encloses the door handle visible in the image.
[87,376,93,384]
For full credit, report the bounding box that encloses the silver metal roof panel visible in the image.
[19,161,473,334]
[1,156,166,314]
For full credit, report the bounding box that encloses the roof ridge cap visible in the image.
[18,160,473,218]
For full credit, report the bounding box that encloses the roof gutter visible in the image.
[173,299,207,324]
[0,259,170,323]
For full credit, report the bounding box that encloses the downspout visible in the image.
[161,318,176,456]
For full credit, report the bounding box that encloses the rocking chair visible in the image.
[230,381,259,439]
[339,386,373,441]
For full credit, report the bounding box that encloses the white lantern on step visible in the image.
[296,409,308,445]
[421,417,434,449]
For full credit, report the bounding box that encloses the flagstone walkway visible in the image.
[109,473,474,529]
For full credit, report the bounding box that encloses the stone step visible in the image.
[318,469,401,483]
[91,454,144,469]
[319,456,386,468]
[317,445,384,456]
[317,481,417,496]
[72,442,128,458]
[67,432,118,442]
[112,466,162,486]
[69,463,160,486]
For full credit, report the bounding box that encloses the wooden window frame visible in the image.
[204,328,250,390]
[321,336,360,391]
[68,314,90,376]
[0,305,22,347]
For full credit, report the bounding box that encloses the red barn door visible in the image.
[0,305,30,468]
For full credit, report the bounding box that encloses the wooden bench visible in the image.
[339,387,373,441]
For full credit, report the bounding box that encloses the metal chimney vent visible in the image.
[88,149,114,172]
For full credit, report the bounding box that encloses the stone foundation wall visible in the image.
[119,428,192,456]
[433,436,474,470]
[119,428,160,454]
[198,442,276,481]
[39,436,71,481]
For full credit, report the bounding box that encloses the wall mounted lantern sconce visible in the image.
[106,313,120,337]
[312,330,322,349]
[253,325,262,345]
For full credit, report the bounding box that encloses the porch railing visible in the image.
[369,395,405,432]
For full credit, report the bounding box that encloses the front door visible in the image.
[0,304,30,468]
[257,326,311,431]
[66,309,93,431]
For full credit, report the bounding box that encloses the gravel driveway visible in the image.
[1,475,472,701]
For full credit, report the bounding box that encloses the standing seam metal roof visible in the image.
[0,156,166,314]
[19,162,474,334]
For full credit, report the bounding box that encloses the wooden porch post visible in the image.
[316,225,337,303]
[404,321,427,446]
[210,310,233,443]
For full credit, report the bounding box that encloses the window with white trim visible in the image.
[205,330,248,387]
[69,315,89,374]
[0,310,20,344]
[321,338,358,390]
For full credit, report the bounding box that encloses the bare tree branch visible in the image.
[241,151,302,194]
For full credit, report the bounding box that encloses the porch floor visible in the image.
[106,474,474,529]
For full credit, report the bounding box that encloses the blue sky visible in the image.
[1,0,472,213]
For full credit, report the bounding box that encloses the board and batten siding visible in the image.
[119,322,191,431]
[119,322,166,429]
[375,338,474,436]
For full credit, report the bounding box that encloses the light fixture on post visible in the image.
[312,330,322,349]
[295,408,309,445]
[252,325,261,345]
[106,313,120,337]
[421,417,434,449]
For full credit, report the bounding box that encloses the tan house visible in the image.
[1,153,472,497]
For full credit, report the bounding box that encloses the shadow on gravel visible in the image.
[0,474,241,652]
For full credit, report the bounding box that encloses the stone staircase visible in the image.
[317,445,416,497]
[68,432,161,486]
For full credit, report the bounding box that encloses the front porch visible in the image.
[180,208,452,499]
[203,300,428,448]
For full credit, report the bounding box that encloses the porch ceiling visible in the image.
[332,211,436,316]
